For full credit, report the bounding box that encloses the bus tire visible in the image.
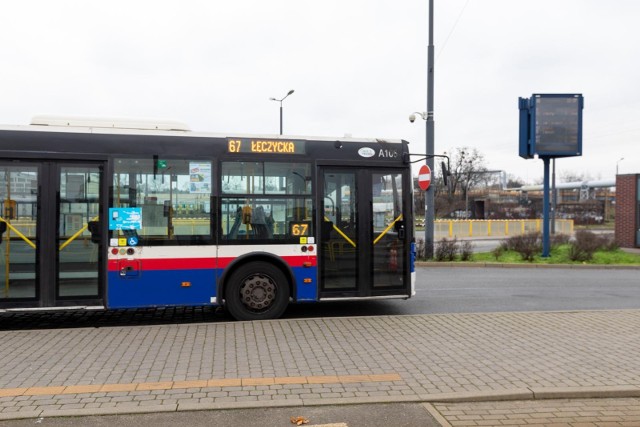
[225,261,290,321]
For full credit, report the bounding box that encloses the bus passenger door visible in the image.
[0,162,104,309]
[319,167,409,298]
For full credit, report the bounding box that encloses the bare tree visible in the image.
[446,147,487,198]
[506,174,525,189]
[431,147,487,217]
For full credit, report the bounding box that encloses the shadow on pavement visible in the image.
[0,300,409,331]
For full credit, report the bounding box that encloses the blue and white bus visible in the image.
[0,116,415,320]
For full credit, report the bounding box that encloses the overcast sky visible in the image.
[1,1,638,183]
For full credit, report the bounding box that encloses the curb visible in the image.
[3,386,640,421]
[416,261,640,269]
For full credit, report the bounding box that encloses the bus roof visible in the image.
[30,115,191,131]
[0,115,406,145]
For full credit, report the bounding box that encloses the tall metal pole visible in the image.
[551,158,556,234]
[542,157,551,257]
[425,0,435,259]
[269,90,294,136]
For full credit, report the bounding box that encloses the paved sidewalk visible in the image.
[427,398,640,426]
[1,310,640,421]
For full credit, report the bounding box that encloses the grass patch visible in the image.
[474,244,640,265]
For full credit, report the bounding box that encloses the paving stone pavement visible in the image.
[1,310,640,421]
[427,398,640,426]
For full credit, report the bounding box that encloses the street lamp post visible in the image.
[616,157,624,176]
[410,0,436,258]
[425,0,435,259]
[269,89,295,135]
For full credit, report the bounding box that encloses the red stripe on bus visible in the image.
[108,256,316,271]
[216,256,317,269]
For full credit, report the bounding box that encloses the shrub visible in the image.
[435,238,458,261]
[550,233,571,248]
[569,230,602,262]
[492,244,505,261]
[505,232,541,262]
[459,241,474,261]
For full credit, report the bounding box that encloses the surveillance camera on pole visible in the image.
[408,112,426,124]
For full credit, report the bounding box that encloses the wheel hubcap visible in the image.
[239,274,276,311]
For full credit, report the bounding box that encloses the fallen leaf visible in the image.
[290,416,309,425]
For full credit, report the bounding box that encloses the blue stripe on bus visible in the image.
[293,266,318,302]
[410,241,416,273]
[107,266,319,308]
[107,269,217,309]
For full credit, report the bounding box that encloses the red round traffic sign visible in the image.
[418,164,431,191]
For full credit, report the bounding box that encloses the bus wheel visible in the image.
[225,262,290,321]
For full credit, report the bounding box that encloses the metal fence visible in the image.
[434,219,573,239]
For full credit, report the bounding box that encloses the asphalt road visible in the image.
[287,265,640,317]
[0,403,441,427]
[0,265,638,329]
[408,265,640,314]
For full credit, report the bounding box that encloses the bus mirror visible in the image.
[0,221,6,243]
[163,200,171,217]
[441,161,449,187]
[87,220,101,244]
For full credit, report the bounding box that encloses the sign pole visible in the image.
[542,157,551,257]
[425,0,435,259]
[519,93,583,258]
[551,158,556,234]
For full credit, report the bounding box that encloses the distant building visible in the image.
[615,174,639,248]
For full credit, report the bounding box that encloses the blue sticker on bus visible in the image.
[109,208,142,230]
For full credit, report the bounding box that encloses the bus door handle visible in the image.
[118,260,141,278]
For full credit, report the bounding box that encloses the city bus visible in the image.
[0,116,415,321]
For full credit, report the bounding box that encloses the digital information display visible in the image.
[534,96,582,155]
[519,94,583,159]
[227,138,306,155]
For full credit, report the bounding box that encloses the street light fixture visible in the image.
[616,157,624,175]
[269,89,295,135]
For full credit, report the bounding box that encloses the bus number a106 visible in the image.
[290,222,310,237]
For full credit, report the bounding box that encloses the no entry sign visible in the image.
[418,164,431,191]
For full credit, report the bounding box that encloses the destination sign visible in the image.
[227,138,306,155]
